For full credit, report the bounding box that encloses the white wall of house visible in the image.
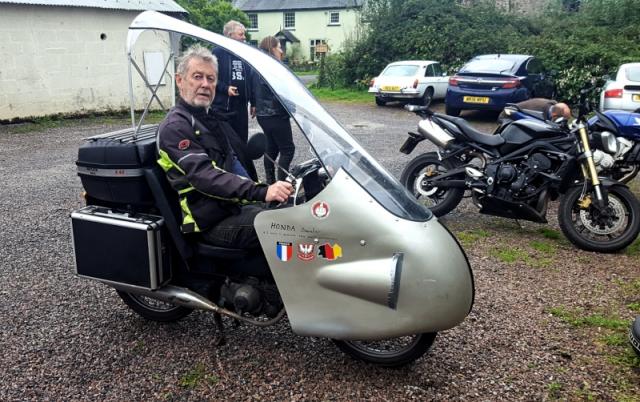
[0,5,174,120]
[247,8,360,61]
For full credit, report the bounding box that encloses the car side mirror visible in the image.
[247,132,266,160]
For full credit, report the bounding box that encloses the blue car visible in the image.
[444,54,555,116]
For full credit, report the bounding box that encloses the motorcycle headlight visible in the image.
[598,131,618,154]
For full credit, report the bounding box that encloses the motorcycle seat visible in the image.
[194,242,248,259]
[434,113,505,146]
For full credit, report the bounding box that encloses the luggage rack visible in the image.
[84,124,159,142]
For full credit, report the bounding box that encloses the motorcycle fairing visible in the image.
[255,169,474,340]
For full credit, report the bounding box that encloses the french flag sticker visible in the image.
[276,241,293,262]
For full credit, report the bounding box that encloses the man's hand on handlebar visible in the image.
[265,181,293,203]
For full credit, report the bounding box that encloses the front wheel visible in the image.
[333,333,437,367]
[400,152,465,217]
[558,185,640,252]
[117,290,193,322]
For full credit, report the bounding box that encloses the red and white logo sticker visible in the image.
[178,139,190,150]
[311,201,330,220]
[297,243,315,261]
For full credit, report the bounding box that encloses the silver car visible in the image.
[368,60,449,107]
[600,63,640,112]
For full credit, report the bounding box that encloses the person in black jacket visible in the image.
[211,20,251,144]
[157,44,292,249]
[251,36,295,184]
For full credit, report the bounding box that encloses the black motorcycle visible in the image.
[399,105,640,253]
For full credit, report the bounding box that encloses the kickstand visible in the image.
[212,313,226,346]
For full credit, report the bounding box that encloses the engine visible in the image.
[219,277,282,318]
[484,152,557,203]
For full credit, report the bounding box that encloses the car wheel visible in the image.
[375,97,386,106]
[445,104,460,117]
[421,88,434,107]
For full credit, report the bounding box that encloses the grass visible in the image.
[294,69,318,76]
[547,381,563,399]
[454,229,491,247]
[178,363,218,389]
[547,306,640,374]
[624,238,640,256]
[0,110,166,134]
[307,86,372,103]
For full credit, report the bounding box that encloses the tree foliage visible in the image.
[175,0,249,36]
[325,0,640,104]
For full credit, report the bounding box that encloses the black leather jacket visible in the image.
[157,99,267,232]
[250,71,289,119]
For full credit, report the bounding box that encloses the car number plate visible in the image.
[633,94,640,102]
[381,85,401,91]
[463,96,490,104]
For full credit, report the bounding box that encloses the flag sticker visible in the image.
[276,241,293,262]
[297,243,315,261]
[318,243,343,261]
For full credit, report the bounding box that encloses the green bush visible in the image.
[321,0,640,107]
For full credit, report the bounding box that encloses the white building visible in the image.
[0,0,186,121]
[232,0,363,63]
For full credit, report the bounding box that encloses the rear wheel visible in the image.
[558,185,640,252]
[117,290,193,322]
[400,152,464,217]
[333,333,437,367]
[421,88,434,107]
[375,97,386,106]
[445,104,461,116]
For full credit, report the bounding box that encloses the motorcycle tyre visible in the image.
[333,332,437,367]
[400,152,464,217]
[116,290,193,322]
[558,185,640,253]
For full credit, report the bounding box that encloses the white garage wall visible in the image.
[0,5,175,120]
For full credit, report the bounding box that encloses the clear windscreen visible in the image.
[127,11,431,221]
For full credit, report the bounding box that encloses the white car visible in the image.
[368,60,449,106]
[600,62,640,112]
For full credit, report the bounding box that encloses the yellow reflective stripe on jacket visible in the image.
[179,197,200,232]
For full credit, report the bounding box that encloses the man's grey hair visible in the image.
[223,20,245,37]
[176,44,218,77]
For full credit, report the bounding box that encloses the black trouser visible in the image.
[229,103,249,144]
[201,204,262,249]
[257,115,295,183]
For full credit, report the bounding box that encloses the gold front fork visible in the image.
[577,123,605,204]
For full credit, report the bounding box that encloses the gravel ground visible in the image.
[0,101,638,401]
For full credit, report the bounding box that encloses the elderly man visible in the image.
[211,20,252,144]
[157,44,292,249]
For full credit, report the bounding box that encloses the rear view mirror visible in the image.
[247,132,266,160]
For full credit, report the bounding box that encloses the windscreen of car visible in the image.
[625,66,640,82]
[381,65,420,77]
[459,59,516,75]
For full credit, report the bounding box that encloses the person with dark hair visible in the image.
[251,36,295,184]
[211,20,252,144]
[157,44,292,249]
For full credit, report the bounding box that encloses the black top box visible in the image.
[76,124,159,206]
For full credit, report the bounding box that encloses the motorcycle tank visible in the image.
[499,119,566,154]
[127,12,474,340]
[589,110,640,140]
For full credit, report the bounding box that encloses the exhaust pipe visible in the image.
[108,282,285,327]
[418,118,454,148]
